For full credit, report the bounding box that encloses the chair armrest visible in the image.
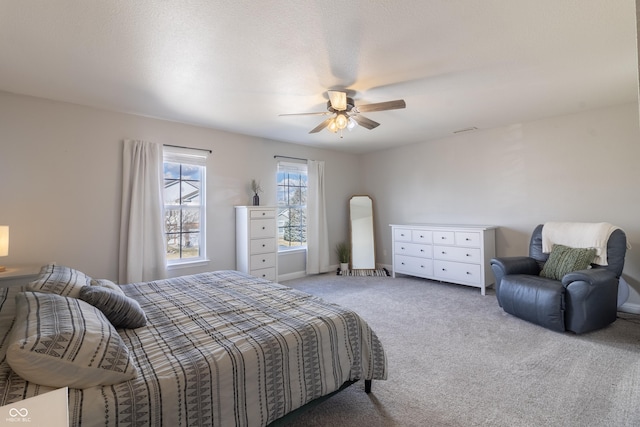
[491,257,540,304]
[562,268,619,334]
[490,257,540,276]
[562,268,616,287]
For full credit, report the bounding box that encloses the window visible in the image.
[277,161,307,251]
[163,147,207,264]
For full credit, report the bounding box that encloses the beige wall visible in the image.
[2,90,639,309]
[362,102,640,310]
[0,91,361,281]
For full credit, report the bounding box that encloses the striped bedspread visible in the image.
[0,270,387,426]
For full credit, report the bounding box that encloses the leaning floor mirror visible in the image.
[349,195,376,270]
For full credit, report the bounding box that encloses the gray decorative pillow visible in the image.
[540,244,597,281]
[27,263,91,298]
[79,286,147,329]
[7,291,137,388]
[90,278,126,296]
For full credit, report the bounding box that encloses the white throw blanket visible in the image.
[541,222,623,266]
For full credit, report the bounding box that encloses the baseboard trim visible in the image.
[278,271,307,282]
[619,302,640,314]
[277,265,342,282]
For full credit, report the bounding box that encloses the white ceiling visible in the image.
[0,1,637,153]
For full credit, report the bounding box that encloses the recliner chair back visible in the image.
[528,224,626,278]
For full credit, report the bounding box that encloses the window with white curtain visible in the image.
[276,161,307,251]
[163,147,207,264]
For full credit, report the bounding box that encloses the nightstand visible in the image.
[0,264,41,287]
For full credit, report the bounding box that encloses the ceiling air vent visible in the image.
[453,127,478,134]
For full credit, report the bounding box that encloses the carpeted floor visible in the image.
[279,273,640,427]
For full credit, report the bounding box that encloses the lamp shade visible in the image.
[0,226,8,257]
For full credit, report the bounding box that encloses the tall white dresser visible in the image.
[390,224,497,295]
[235,206,278,281]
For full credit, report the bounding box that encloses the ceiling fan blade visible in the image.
[356,99,406,113]
[328,90,347,111]
[309,117,335,133]
[352,115,380,130]
[279,112,331,117]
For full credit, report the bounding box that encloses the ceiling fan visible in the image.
[279,90,406,137]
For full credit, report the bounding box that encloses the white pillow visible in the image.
[7,291,138,388]
[27,263,91,298]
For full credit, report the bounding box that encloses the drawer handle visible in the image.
[466,271,472,275]
[262,259,266,263]
[465,238,471,241]
[441,236,446,239]
[441,268,446,271]
[420,265,425,268]
[420,235,424,238]
[466,253,471,257]
[262,244,266,247]
[420,249,424,252]
[262,226,266,230]
[262,212,266,216]
[401,262,405,265]
[401,246,405,250]
[400,233,405,237]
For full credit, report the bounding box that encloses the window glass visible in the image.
[163,149,207,263]
[277,161,308,250]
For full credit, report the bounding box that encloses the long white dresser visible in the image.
[390,224,497,295]
[235,206,278,281]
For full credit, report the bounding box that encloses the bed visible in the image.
[0,266,387,426]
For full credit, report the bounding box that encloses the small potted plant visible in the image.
[336,242,350,272]
[251,179,262,206]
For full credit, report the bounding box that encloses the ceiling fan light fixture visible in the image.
[282,90,405,135]
[328,90,347,111]
[335,113,348,130]
[327,118,338,133]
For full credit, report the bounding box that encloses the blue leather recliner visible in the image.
[490,224,627,334]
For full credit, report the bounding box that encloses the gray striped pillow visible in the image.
[90,278,126,296]
[7,291,137,388]
[79,286,146,329]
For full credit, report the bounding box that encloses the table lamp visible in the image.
[0,226,8,272]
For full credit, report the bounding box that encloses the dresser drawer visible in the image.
[411,230,432,244]
[394,255,433,277]
[455,232,480,247]
[433,231,455,245]
[433,246,481,263]
[395,242,433,258]
[250,219,275,238]
[394,228,413,242]
[250,238,276,254]
[250,209,275,219]
[250,252,276,269]
[433,260,481,285]
[250,267,276,281]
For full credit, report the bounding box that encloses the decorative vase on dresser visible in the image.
[390,224,497,295]
[235,206,278,281]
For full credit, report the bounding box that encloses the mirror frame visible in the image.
[349,195,376,270]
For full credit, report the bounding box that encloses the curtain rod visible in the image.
[164,144,212,154]
[274,155,308,161]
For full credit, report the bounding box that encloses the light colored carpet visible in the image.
[280,273,640,427]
